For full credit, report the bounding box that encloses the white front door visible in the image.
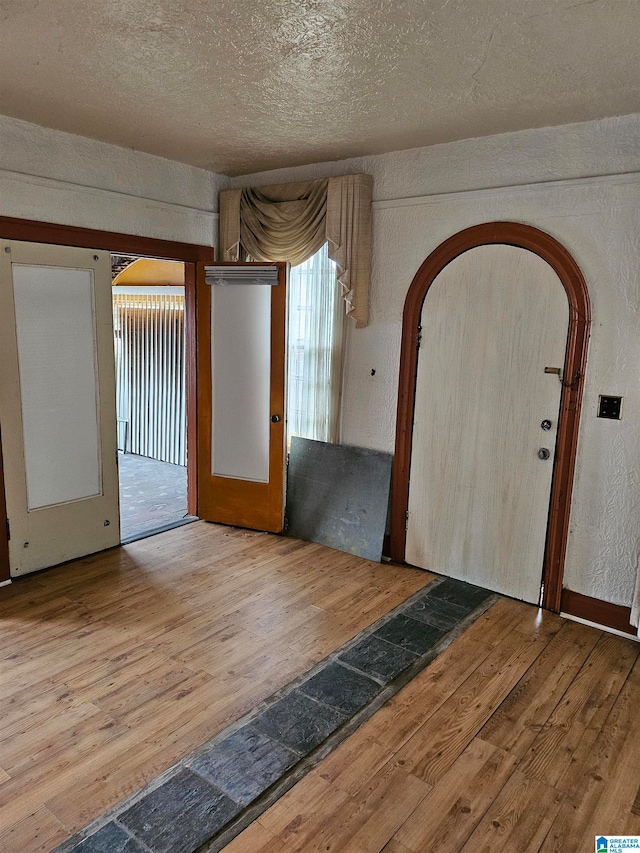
[0,240,120,576]
[406,244,569,604]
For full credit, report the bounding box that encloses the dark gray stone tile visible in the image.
[299,661,381,713]
[252,689,347,755]
[373,614,445,655]
[118,768,240,853]
[72,823,146,853]
[427,578,492,611]
[339,634,418,684]
[190,725,298,806]
[406,595,468,631]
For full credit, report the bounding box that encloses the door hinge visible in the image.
[5,518,9,541]
[405,510,410,531]
[416,325,422,349]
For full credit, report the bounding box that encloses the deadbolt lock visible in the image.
[541,419,552,431]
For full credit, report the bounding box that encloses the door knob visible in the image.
[538,448,550,460]
[271,414,281,423]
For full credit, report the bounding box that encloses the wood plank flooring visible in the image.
[2,522,639,853]
[223,598,640,853]
[0,522,431,853]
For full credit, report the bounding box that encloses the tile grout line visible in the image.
[52,576,498,853]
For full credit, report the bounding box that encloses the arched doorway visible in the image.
[390,222,590,611]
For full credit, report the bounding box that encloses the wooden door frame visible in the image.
[0,428,9,584]
[390,222,590,612]
[0,215,214,582]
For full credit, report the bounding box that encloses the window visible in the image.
[287,242,344,444]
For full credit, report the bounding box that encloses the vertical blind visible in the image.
[113,289,186,466]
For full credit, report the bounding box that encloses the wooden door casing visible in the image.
[0,428,9,583]
[391,223,590,612]
[0,216,213,578]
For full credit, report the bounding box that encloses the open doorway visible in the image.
[111,254,197,542]
[0,215,210,580]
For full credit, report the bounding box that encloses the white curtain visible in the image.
[287,242,344,444]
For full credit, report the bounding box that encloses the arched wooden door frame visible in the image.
[390,222,590,612]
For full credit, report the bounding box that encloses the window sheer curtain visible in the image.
[287,243,344,444]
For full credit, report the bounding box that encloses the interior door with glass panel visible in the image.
[0,240,119,576]
[196,262,287,533]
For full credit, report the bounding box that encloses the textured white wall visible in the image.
[0,115,228,246]
[232,114,640,608]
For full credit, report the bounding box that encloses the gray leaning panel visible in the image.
[285,437,392,562]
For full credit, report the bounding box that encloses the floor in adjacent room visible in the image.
[117,452,196,541]
[0,522,638,853]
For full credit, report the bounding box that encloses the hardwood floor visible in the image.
[223,598,640,853]
[0,522,431,852]
[2,522,639,853]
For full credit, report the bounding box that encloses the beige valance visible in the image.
[219,174,373,327]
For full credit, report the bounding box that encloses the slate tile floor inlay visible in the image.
[338,634,419,684]
[118,768,241,853]
[75,823,147,853]
[55,575,496,853]
[190,725,299,806]
[252,689,348,755]
[299,660,382,714]
[427,576,492,610]
[406,594,468,631]
[373,612,447,655]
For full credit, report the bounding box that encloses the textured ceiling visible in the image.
[0,0,638,176]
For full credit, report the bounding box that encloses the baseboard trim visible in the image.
[560,588,637,637]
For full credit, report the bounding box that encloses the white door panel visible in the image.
[406,244,569,604]
[0,241,120,575]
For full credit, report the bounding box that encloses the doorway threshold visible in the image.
[121,515,199,546]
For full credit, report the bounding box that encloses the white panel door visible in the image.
[406,244,569,603]
[0,240,120,575]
